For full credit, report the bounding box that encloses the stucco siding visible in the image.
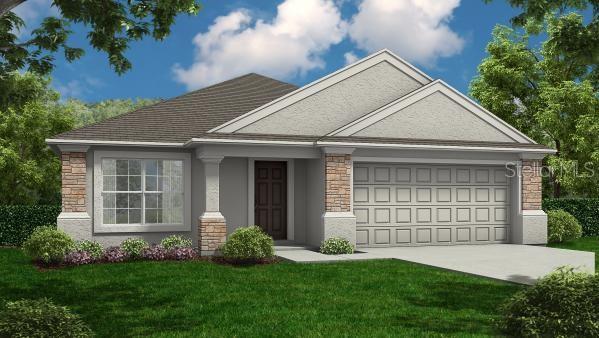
[305,157,325,247]
[237,61,423,135]
[220,157,248,234]
[353,92,515,142]
[294,159,307,243]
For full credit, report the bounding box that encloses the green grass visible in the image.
[0,248,521,337]
[549,236,599,271]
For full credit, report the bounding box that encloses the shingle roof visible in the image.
[53,73,298,143]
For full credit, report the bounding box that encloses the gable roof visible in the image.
[208,49,433,133]
[327,80,535,144]
[52,73,297,143]
[48,50,553,154]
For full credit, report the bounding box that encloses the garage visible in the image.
[353,163,511,247]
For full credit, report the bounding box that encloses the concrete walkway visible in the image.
[275,244,595,285]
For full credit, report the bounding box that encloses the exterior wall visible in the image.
[61,152,87,212]
[521,160,542,210]
[517,159,547,244]
[325,154,352,212]
[220,157,248,234]
[294,160,307,243]
[198,216,226,255]
[322,153,356,245]
[59,146,199,247]
[305,157,325,247]
[238,61,423,135]
[353,92,514,142]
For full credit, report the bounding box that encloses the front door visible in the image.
[255,161,287,240]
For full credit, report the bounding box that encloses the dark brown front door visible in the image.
[255,161,287,239]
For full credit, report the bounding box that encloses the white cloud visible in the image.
[343,51,359,65]
[173,0,347,89]
[53,76,103,100]
[348,0,465,67]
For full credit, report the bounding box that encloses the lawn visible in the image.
[549,236,599,271]
[0,248,521,337]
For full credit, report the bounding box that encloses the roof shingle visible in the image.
[54,73,298,143]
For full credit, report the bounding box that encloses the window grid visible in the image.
[102,159,183,226]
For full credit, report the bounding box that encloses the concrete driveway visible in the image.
[275,244,595,285]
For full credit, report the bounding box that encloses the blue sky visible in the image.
[15,0,525,102]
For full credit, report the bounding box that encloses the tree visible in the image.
[470,14,599,197]
[0,0,200,77]
[64,98,160,128]
[0,72,73,204]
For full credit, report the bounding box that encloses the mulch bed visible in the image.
[32,256,280,271]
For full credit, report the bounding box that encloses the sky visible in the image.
[13,0,526,102]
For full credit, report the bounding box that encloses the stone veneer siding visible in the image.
[198,217,227,255]
[61,152,87,212]
[325,154,352,212]
[522,159,542,210]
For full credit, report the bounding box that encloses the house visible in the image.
[47,50,554,255]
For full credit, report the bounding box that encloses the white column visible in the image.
[199,155,224,219]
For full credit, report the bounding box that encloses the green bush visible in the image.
[320,237,354,255]
[544,198,599,236]
[222,226,274,262]
[547,210,583,243]
[0,205,61,246]
[160,235,192,250]
[75,240,103,260]
[120,238,148,258]
[22,227,74,264]
[498,267,599,337]
[0,298,93,338]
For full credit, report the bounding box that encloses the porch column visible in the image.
[513,157,547,244]
[56,145,92,241]
[198,156,227,256]
[322,148,356,246]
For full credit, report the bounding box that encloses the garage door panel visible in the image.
[353,206,510,226]
[354,163,510,247]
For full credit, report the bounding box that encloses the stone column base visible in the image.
[198,212,227,256]
[322,212,357,246]
[57,212,92,241]
[513,210,548,245]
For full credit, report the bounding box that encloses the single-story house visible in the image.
[47,50,554,255]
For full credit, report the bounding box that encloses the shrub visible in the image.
[0,298,93,337]
[141,245,168,261]
[544,198,599,236]
[222,226,274,262]
[64,250,94,266]
[498,267,599,337]
[320,237,354,255]
[75,240,103,260]
[168,247,197,261]
[22,227,74,264]
[547,210,583,243]
[161,235,192,250]
[121,238,148,258]
[103,246,127,263]
[0,205,61,246]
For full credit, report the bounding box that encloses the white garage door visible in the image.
[353,164,511,247]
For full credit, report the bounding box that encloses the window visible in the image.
[94,151,190,233]
[102,159,184,225]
